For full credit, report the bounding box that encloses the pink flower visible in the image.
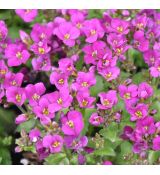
[97,90,118,110]
[31,41,51,55]
[134,31,149,52]
[15,9,38,22]
[0,20,8,41]
[50,71,68,90]
[103,160,112,165]
[118,84,138,102]
[76,91,96,108]
[29,128,41,142]
[0,60,8,79]
[3,72,24,89]
[127,103,148,121]
[82,19,104,43]
[71,11,85,30]
[150,60,160,77]
[25,82,46,106]
[54,22,80,47]
[5,43,30,67]
[110,18,129,34]
[48,90,73,113]
[82,41,107,65]
[43,134,63,153]
[152,136,160,151]
[98,67,120,81]
[89,113,104,126]
[32,55,51,71]
[138,82,153,99]
[6,87,26,106]
[15,114,27,124]
[61,110,84,136]
[72,71,96,91]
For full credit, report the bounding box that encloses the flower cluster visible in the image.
[1,9,160,165]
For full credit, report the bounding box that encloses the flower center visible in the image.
[67,120,74,128]
[103,59,109,66]
[105,72,112,79]
[0,69,6,75]
[38,47,45,54]
[137,23,144,29]
[135,110,142,118]
[16,52,22,59]
[32,93,40,100]
[82,99,88,107]
[117,26,123,33]
[58,79,64,85]
[157,66,160,72]
[52,141,60,148]
[90,29,96,35]
[16,94,21,102]
[103,99,110,106]
[40,33,46,39]
[64,33,70,40]
[81,81,88,87]
[92,50,97,58]
[76,23,82,29]
[25,9,31,14]
[124,92,131,99]
[11,80,17,86]
[57,98,63,105]
[42,108,49,115]
[116,48,123,55]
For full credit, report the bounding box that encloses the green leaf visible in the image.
[44,153,66,165]
[94,146,116,157]
[16,119,36,133]
[0,148,11,165]
[99,123,118,142]
[90,75,104,97]
[148,150,160,164]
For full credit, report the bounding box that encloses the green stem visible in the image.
[17,106,26,114]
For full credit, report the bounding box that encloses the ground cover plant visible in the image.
[0,9,160,165]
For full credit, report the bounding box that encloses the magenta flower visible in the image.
[19,30,32,45]
[15,9,38,22]
[110,18,129,34]
[127,103,148,121]
[61,110,84,136]
[43,134,63,153]
[118,84,138,102]
[138,82,153,99]
[36,140,49,160]
[6,87,26,106]
[0,20,8,41]
[31,41,51,55]
[71,11,85,30]
[82,41,107,65]
[29,128,41,142]
[132,14,148,30]
[150,60,160,78]
[97,90,118,110]
[58,58,75,76]
[133,31,149,52]
[5,43,30,67]
[25,82,46,106]
[76,91,96,108]
[89,113,104,126]
[50,71,68,90]
[31,23,52,42]
[98,67,120,82]
[54,22,80,47]
[82,19,104,43]
[0,60,8,78]
[152,136,160,151]
[103,161,112,165]
[3,72,24,89]
[48,90,73,113]
[33,96,54,120]
[15,114,27,124]
[32,55,51,72]
[143,49,159,66]
[136,117,156,135]
[72,71,96,91]
[64,135,88,150]
[132,141,148,154]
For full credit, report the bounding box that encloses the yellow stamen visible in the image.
[57,98,63,105]
[90,29,96,35]
[11,80,17,86]
[16,52,22,59]
[105,72,112,79]
[0,69,6,75]
[38,47,45,54]
[117,26,123,33]
[32,93,40,100]
[157,66,160,72]
[52,141,60,148]
[92,50,97,58]
[67,120,74,128]
[64,33,70,40]
[16,94,21,102]
[82,99,88,107]
[42,108,49,115]
[81,82,88,87]
[103,99,110,106]
[76,23,82,29]
[135,111,142,118]
[58,79,64,85]
[124,93,131,99]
